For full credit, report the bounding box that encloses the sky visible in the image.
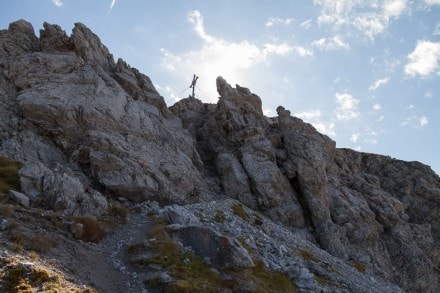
[1,0,439,175]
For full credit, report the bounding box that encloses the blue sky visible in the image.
[1,0,439,175]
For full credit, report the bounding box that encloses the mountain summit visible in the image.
[0,20,439,292]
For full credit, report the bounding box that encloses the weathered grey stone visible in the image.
[166,224,255,269]
[0,19,39,56]
[9,190,29,207]
[19,163,108,216]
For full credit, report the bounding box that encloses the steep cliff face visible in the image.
[1,20,439,292]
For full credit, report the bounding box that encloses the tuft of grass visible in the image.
[213,210,226,223]
[108,204,128,224]
[0,156,24,193]
[0,203,14,216]
[297,249,318,262]
[353,261,366,273]
[249,261,298,293]
[144,216,298,292]
[232,204,250,222]
[71,216,104,243]
[144,217,223,292]
[27,236,56,253]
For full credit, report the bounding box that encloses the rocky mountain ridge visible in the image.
[1,19,439,292]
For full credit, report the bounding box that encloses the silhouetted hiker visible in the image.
[190,74,199,97]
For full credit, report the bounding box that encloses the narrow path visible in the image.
[48,208,156,293]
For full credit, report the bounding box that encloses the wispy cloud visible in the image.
[51,0,63,7]
[300,19,312,30]
[424,0,440,6]
[400,105,429,127]
[265,17,294,27]
[314,0,407,40]
[419,116,429,126]
[161,10,312,100]
[335,92,360,121]
[404,40,440,78]
[350,133,360,143]
[294,109,336,136]
[312,35,350,50]
[369,77,390,91]
[373,103,382,110]
[109,0,117,10]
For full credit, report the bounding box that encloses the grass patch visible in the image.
[108,204,128,224]
[232,204,250,222]
[71,216,104,243]
[249,261,298,293]
[144,217,223,292]
[0,156,24,193]
[297,249,318,262]
[353,261,366,273]
[0,203,14,216]
[27,235,56,253]
[213,210,226,223]
[143,216,298,292]
[1,260,97,293]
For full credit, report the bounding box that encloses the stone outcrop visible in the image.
[1,20,440,292]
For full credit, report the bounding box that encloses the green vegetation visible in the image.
[353,261,366,273]
[71,216,104,243]
[0,156,24,193]
[145,217,222,292]
[144,216,298,292]
[213,210,226,223]
[253,212,264,226]
[298,248,318,262]
[251,261,298,293]
[232,203,250,222]
[0,203,14,216]
[1,262,97,293]
[27,235,56,253]
[108,204,128,224]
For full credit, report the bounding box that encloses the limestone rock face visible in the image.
[1,20,207,212]
[1,20,440,292]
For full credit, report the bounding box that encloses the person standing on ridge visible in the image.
[190,74,199,97]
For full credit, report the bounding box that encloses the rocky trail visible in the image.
[43,207,157,293]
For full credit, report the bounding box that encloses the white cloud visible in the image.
[404,41,440,78]
[295,109,322,120]
[350,133,360,143]
[300,19,313,30]
[51,0,63,7]
[400,105,429,127]
[373,103,381,110]
[419,116,429,126]
[313,122,336,136]
[335,92,360,121]
[265,17,294,27]
[294,109,335,136]
[109,0,117,10]
[263,108,274,116]
[161,10,311,100]
[369,77,390,90]
[401,115,429,127]
[313,0,407,40]
[364,138,378,144]
[424,0,440,6]
[312,35,350,50]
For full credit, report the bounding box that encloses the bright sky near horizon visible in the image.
[1,0,439,175]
